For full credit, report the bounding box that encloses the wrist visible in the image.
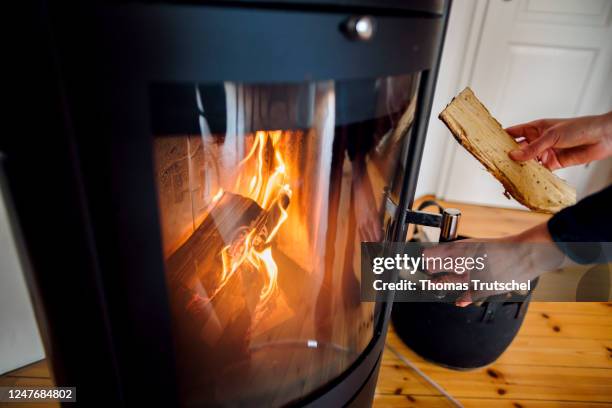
[513,222,553,243]
[598,111,612,154]
[512,222,561,281]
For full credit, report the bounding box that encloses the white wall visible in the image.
[0,185,44,375]
[415,0,487,199]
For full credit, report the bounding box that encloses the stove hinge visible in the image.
[385,192,461,242]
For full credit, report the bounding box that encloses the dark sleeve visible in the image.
[547,185,612,263]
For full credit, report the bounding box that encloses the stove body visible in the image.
[5,1,449,406]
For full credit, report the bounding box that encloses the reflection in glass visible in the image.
[151,75,420,406]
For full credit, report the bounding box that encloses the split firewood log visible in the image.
[165,190,291,292]
[165,189,293,348]
[439,87,576,213]
[165,191,262,292]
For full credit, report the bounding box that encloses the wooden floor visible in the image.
[1,198,610,407]
[375,198,612,407]
[0,360,57,408]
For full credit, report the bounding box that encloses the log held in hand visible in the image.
[439,87,576,213]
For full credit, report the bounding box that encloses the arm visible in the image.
[507,112,612,259]
[425,113,612,305]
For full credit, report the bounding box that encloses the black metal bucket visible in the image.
[391,295,532,369]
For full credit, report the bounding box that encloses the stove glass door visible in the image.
[150,74,420,406]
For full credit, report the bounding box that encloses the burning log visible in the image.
[165,187,292,347]
[161,129,296,379]
[165,191,261,291]
[165,189,290,291]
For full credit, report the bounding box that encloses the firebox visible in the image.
[6,1,449,406]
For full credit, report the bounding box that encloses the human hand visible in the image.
[423,223,563,306]
[506,112,612,170]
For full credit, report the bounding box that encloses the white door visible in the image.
[440,0,612,208]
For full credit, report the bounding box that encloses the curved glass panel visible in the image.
[151,73,420,406]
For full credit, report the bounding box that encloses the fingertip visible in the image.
[546,162,560,171]
[504,125,521,134]
[509,149,525,160]
[456,291,473,307]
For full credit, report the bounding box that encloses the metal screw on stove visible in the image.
[343,16,376,41]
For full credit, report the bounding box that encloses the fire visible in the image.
[211,188,224,203]
[211,130,291,309]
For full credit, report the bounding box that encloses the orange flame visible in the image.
[211,131,291,309]
[211,188,224,203]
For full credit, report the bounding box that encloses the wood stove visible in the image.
[5,1,449,406]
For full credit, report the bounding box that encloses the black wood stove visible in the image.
[5,1,449,406]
